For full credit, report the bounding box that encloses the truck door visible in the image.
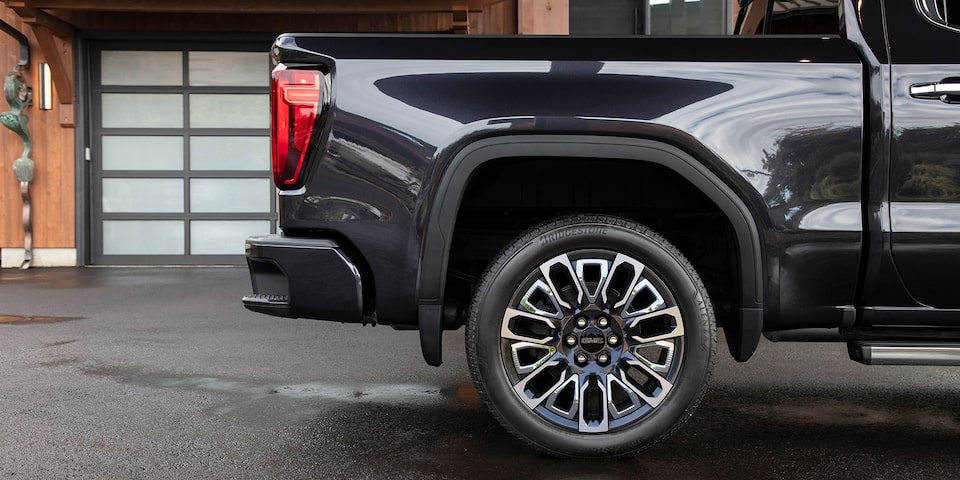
[887,0,960,309]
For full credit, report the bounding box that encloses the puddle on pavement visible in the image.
[80,362,479,414]
[0,314,84,325]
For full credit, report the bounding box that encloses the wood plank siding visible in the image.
[0,0,552,264]
[1,4,74,250]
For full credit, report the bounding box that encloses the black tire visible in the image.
[466,215,715,458]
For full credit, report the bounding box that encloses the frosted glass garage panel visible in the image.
[190,178,270,213]
[101,51,183,86]
[102,136,184,171]
[102,178,184,213]
[190,220,271,255]
[190,136,269,171]
[103,221,184,255]
[189,52,268,87]
[102,94,183,128]
[189,94,268,129]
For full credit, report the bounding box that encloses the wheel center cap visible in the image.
[579,328,605,353]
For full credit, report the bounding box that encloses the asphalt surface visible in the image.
[1,267,959,479]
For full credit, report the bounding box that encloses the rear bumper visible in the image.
[242,235,364,323]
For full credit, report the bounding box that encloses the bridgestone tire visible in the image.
[466,215,716,458]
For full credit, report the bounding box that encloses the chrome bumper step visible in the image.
[242,293,291,317]
[848,342,960,366]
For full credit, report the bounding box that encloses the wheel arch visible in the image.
[417,134,765,366]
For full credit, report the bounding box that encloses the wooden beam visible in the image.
[8,3,75,37]
[31,24,75,124]
[18,0,506,14]
[6,1,76,120]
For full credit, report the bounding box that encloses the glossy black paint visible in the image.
[244,236,364,323]
[250,0,960,360]
[885,3,960,312]
[275,32,863,336]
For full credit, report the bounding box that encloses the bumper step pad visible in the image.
[242,293,291,317]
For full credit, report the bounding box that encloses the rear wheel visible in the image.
[466,215,715,457]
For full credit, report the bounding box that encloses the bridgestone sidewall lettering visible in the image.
[467,215,716,458]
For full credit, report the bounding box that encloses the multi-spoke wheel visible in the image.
[467,215,715,457]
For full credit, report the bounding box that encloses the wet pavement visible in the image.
[1,267,959,479]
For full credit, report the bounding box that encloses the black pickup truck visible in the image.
[243,0,960,457]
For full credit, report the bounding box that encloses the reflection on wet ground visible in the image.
[3,267,958,479]
[279,385,960,479]
[0,314,84,325]
[0,266,243,290]
[63,359,960,478]
[77,361,475,410]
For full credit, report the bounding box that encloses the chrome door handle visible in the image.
[911,81,960,103]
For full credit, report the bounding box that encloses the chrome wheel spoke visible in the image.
[510,342,557,375]
[501,308,560,345]
[601,253,645,310]
[622,353,675,408]
[519,279,564,319]
[629,340,676,375]
[573,258,610,304]
[624,306,684,343]
[605,372,644,418]
[577,373,609,433]
[621,278,667,317]
[513,358,568,410]
[539,254,584,310]
[545,374,580,419]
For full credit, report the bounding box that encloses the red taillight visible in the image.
[271,64,322,188]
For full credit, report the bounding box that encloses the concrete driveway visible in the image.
[1,267,959,479]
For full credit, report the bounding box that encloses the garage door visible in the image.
[90,43,274,265]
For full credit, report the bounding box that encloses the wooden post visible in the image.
[518,0,567,34]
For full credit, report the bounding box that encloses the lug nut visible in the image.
[598,317,609,328]
[597,353,610,365]
[575,317,587,328]
[607,334,619,346]
[575,353,588,365]
[565,335,577,347]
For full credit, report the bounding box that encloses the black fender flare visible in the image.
[417,135,764,365]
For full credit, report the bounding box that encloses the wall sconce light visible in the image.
[37,61,53,110]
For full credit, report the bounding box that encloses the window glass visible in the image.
[737,0,839,35]
[190,178,271,213]
[189,94,269,129]
[103,221,185,255]
[102,178,184,213]
[189,51,268,87]
[103,136,183,171]
[102,94,183,128]
[190,221,271,255]
[190,136,269,171]
[649,0,728,35]
[102,51,182,86]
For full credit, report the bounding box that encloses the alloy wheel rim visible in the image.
[499,249,685,433]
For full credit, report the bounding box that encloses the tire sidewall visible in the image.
[471,218,714,457]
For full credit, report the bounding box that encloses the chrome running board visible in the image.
[848,342,960,366]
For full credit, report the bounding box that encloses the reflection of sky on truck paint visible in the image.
[337,59,552,145]
[600,62,861,194]
[333,58,861,230]
[340,59,859,194]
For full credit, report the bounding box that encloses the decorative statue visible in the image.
[2,66,34,269]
